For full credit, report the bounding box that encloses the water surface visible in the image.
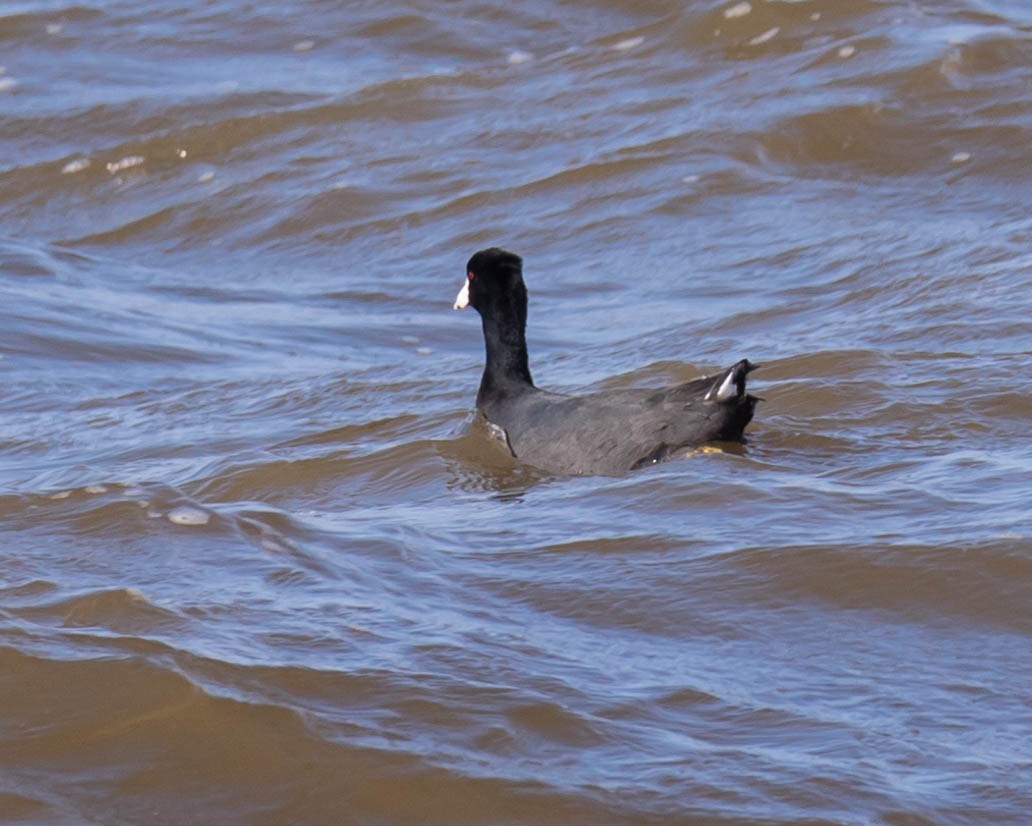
[2,1,1031,823]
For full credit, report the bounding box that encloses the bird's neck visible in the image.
[476,311,534,407]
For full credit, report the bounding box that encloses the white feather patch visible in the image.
[704,368,738,402]
[714,370,737,401]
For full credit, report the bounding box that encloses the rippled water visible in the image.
[3,1,1031,823]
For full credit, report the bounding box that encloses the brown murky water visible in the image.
[2,1,1031,823]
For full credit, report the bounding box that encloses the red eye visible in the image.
[467,271,474,281]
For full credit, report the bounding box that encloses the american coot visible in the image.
[454,247,758,475]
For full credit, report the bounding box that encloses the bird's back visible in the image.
[480,364,757,475]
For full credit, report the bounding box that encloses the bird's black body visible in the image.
[455,248,758,475]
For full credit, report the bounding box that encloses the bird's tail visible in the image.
[703,359,757,402]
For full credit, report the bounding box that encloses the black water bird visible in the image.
[453,248,758,475]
